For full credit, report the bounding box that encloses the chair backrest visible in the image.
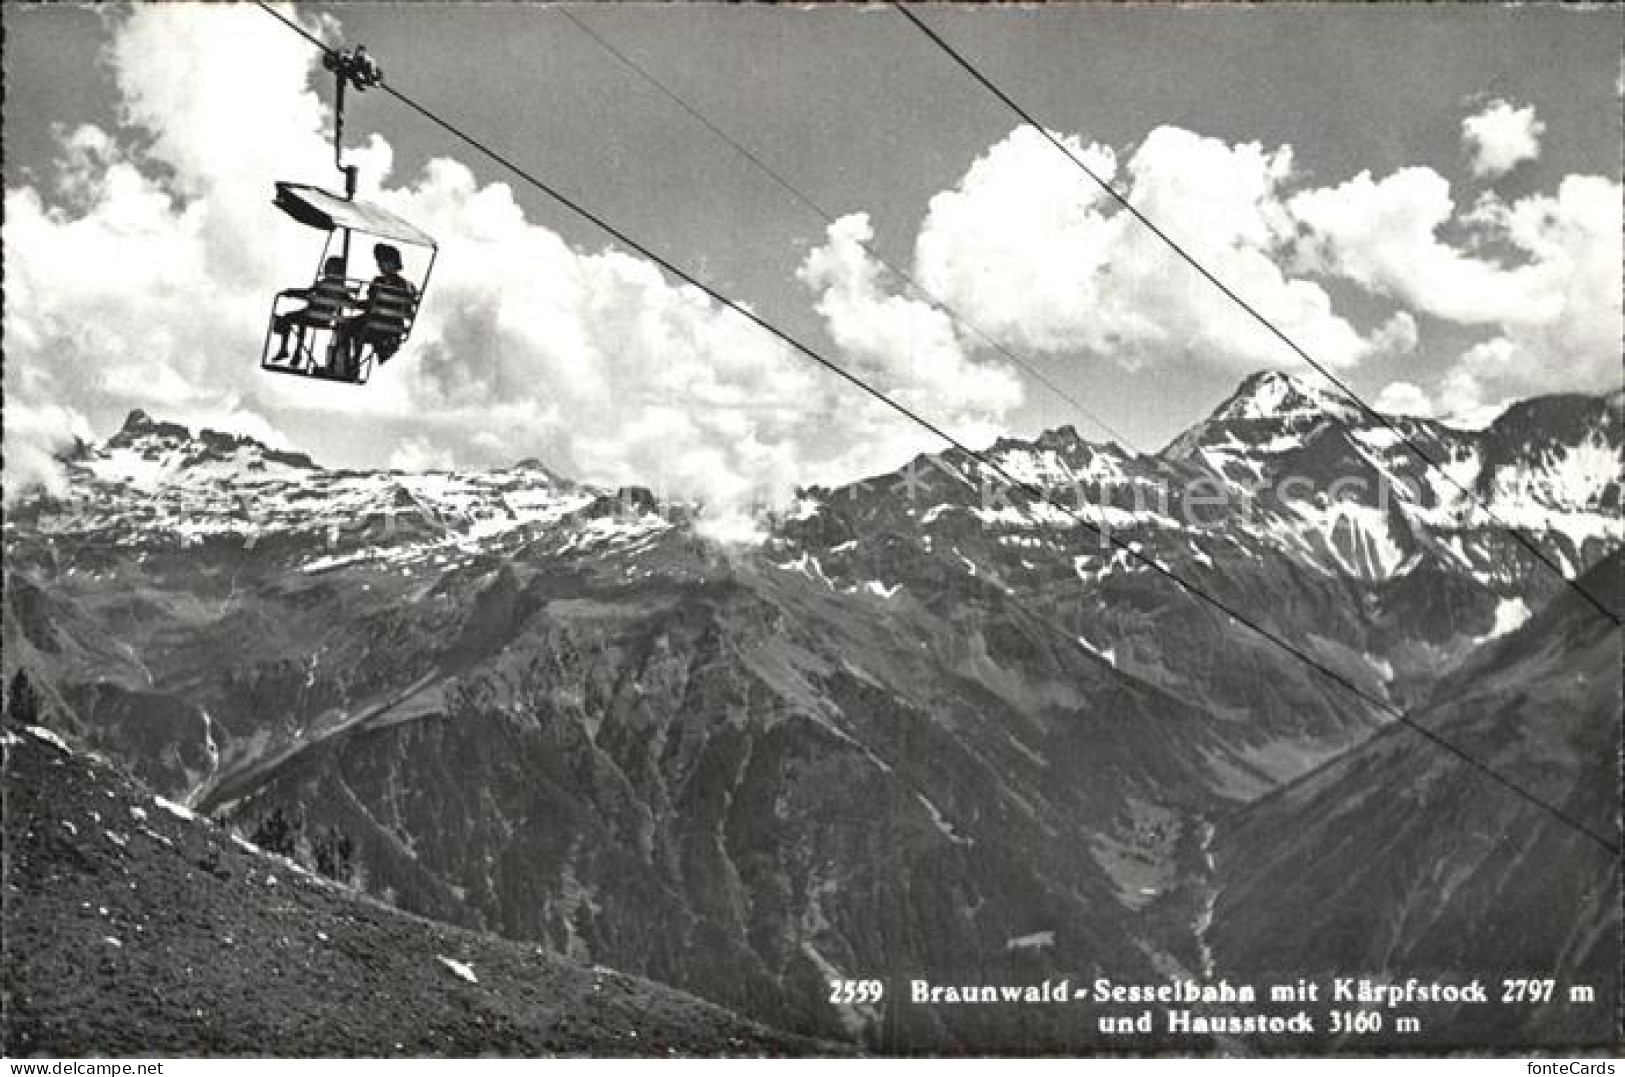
[306,277,353,321]
[365,276,417,334]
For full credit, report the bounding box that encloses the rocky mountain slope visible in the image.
[4,372,1619,1051]
[1204,551,1622,1049]
[1,719,834,1056]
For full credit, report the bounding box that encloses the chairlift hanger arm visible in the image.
[322,46,384,199]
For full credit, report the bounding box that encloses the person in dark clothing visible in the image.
[333,243,418,376]
[270,256,354,365]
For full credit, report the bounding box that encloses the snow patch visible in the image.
[1353,427,1405,450]
[300,549,374,575]
[1486,597,1532,640]
[24,726,70,754]
[1540,437,1623,508]
[864,580,901,600]
[1005,930,1055,952]
[154,796,196,822]
[774,551,834,587]
[784,496,822,522]
[1073,548,1147,583]
[1288,499,1407,579]
[201,710,220,773]
[1077,636,1117,668]
[438,956,478,984]
[915,792,973,845]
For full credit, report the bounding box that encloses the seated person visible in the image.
[271,256,354,365]
[332,243,418,376]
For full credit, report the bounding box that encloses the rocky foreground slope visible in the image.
[1,720,834,1056]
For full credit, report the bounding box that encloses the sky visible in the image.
[4,2,1621,516]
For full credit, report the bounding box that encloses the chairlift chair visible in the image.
[259,44,438,386]
[260,183,437,384]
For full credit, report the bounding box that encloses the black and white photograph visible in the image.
[2,1,1621,1062]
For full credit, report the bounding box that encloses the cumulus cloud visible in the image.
[1366,311,1419,358]
[786,211,1036,491]
[1290,168,1541,324]
[388,436,457,473]
[4,4,1026,522]
[1293,167,1621,406]
[905,114,1614,425]
[1462,99,1545,179]
[3,403,94,505]
[799,213,1023,429]
[912,125,1409,373]
[1372,381,1435,418]
[378,156,857,508]
[1364,376,1520,429]
[1431,338,1517,417]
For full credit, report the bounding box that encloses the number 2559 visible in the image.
[829,979,885,1004]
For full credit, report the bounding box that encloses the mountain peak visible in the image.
[113,409,190,443]
[1162,370,1362,460]
[102,410,316,470]
[1031,424,1086,452]
[1211,370,1360,424]
[988,422,1127,463]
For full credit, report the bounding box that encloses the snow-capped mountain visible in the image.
[4,371,1619,1050]
[778,371,1619,603]
[768,371,1618,715]
[1165,372,1621,583]
[13,408,657,568]
[18,373,1618,604]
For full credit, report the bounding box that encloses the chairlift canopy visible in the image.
[274,182,437,250]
